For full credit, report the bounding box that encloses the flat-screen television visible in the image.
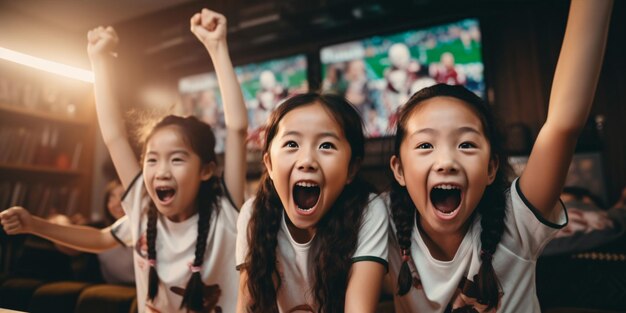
[178,54,308,152]
[320,18,484,137]
[235,54,308,150]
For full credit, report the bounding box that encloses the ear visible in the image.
[346,158,362,184]
[390,155,406,186]
[263,152,273,180]
[201,162,216,181]
[487,156,499,185]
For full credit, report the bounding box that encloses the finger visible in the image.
[190,12,201,27]
[3,219,21,231]
[200,10,218,31]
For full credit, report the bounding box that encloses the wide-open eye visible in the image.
[319,142,336,150]
[459,142,477,149]
[283,140,298,148]
[416,142,433,149]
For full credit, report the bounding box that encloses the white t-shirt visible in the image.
[121,173,239,313]
[387,178,567,313]
[104,215,135,285]
[236,194,389,312]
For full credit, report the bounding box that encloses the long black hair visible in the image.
[243,93,374,313]
[391,84,511,310]
[141,115,222,311]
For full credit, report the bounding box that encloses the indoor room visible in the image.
[0,0,625,312]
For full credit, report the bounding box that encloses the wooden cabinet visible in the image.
[0,60,96,220]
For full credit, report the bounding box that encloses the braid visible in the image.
[180,176,221,311]
[390,178,417,296]
[245,173,282,313]
[312,177,372,313]
[475,175,507,310]
[147,203,160,301]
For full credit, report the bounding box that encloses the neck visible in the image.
[285,216,315,244]
[417,220,469,261]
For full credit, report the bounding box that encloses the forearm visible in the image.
[91,57,129,146]
[90,57,140,188]
[209,42,248,206]
[209,42,248,133]
[29,217,118,253]
[546,0,613,131]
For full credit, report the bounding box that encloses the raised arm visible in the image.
[520,0,613,221]
[87,27,140,189]
[190,9,248,208]
[0,206,119,253]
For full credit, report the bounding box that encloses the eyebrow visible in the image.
[411,126,482,137]
[146,150,191,156]
[282,130,341,141]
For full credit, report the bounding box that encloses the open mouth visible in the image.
[155,186,176,203]
[430,184,461,215]
[293,182,320,211]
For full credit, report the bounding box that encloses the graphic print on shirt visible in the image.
[134,231,225,312]
[171,284,223,313]
[410,264,502,313]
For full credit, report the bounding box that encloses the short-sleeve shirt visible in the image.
[236,194,389,312]
[387,178,567,313]
[102,216,134,285]
[121,172,239,313]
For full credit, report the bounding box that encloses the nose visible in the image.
[296,148,318,172]
[433,149,458,174]
[156,163,172,179]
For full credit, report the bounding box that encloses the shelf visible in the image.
[0,102,90,126]
[0,163,83,176]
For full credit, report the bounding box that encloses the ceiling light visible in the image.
[0,47,94,83]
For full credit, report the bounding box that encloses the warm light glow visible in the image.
[0,47,94,83]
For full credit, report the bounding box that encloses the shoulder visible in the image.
[237,197,256,229]
[121,171,144,202]
[364,193,390,219]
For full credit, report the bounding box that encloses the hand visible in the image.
[87,26,119,61]
[0,206,34,235]
[190,9,227,54]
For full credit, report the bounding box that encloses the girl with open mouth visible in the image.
[1,9,248,313]
[236,93,389,313]
[387,1,613,312]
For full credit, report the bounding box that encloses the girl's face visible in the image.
[143,125,213,222]
[107,184,125,219]
[391,97,497,239]
[264,102,353,242]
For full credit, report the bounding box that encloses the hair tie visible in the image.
[148,259,156,267]
[188,262,202,273]
[401,249,411,262]
[480,249,493,262]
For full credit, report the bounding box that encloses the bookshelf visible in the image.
[0,59,96,220]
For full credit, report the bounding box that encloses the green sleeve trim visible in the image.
[351,256,389,272]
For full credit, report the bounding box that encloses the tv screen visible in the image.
[320,18,484,137]
[235,54,308,150]
[178,54,308,152]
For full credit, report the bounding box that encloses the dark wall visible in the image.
[481,0,625,204]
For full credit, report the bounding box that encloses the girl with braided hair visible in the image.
[235,93,389,313]
[2,9,245,312]
[87,9,246,313]
[386,1,613,312]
